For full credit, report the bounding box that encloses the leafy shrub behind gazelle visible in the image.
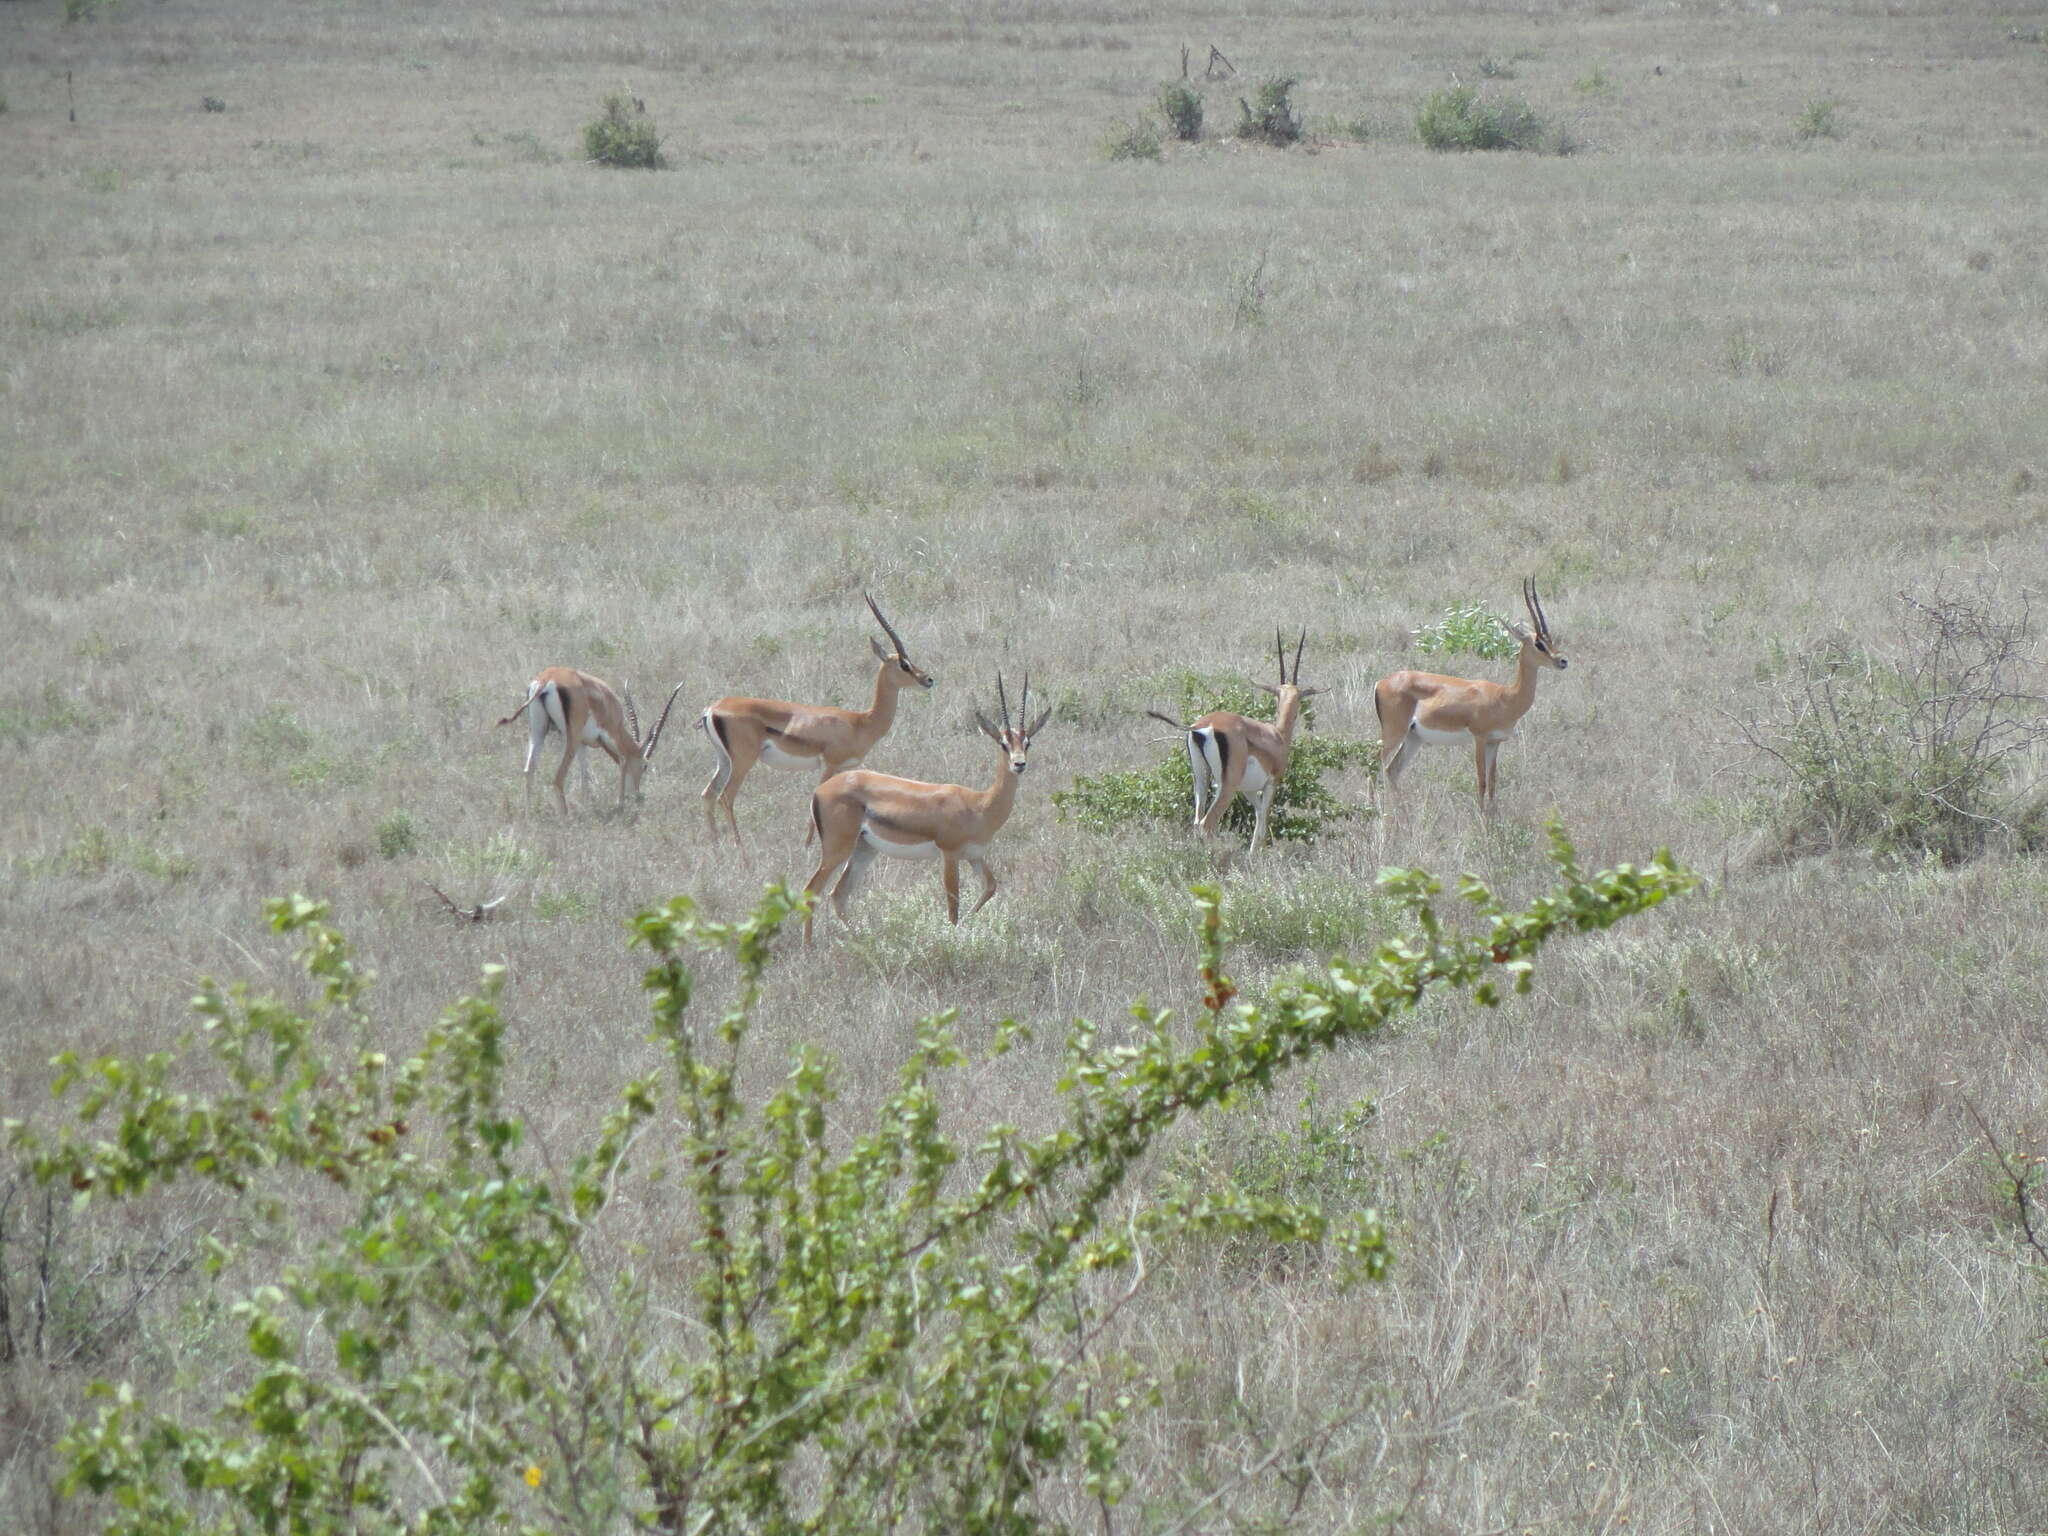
[10,835,1690,1533]
[1055,671,1377,843]
[1415,85,1549,151]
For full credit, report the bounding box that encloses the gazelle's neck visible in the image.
[1272,688,1306,745]
[863,660,906,729]
[1503,641,1548,719]
[977,753,1023,829]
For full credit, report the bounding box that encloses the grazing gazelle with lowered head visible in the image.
[497,669,686,813]
[1374,578,1568,812]
[697,591,934,855]
[1148,630,1321,858]
[801,673,1051,944]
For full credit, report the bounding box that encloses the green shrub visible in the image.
[582,90,665,168]
[1411,601,1520,662]
[1054,672,1378,844]
[1415,85,1547,151]
[201,96,225,114]
[1236,76,1303,145]
[1099,113,1162,161]
[1795,97,1843,140]
[1740,585,2048,863]
[10,840,1692,1532]
[375,810,421,861]
[1157,80,1203,141]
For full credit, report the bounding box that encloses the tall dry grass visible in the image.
[3,0,2046,1527]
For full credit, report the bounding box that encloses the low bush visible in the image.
[9,838,1692,1532]
[1054,672,1377,844]
[1739,583,2048,863]
[1795,97,1843,140]
[1157,80,1203,141]
[1415,86,1547,151]
[1411,600,1520,662]
[1099,113,1162,161]
[583,90,665,168]
[1236,76,1303,145]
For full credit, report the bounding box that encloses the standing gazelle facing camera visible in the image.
[802,673,1051,944]
[698,591,934,856]
[1149,630,1321,858]
[1374,579,1568,812]
[497,668,687,813]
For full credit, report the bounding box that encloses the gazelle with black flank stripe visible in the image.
[697,591,934,854]
[1148,630,1320,857]
[497,669,686,813]
[801,673,1050,943]
[1374,578,1567,811]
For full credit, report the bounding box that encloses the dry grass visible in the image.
[4,0,2047,1527]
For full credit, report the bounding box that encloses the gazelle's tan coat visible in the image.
[497,668,685,812]
[801,675,1049,943]
[1374,579,1568,809]
[697,592,933,852]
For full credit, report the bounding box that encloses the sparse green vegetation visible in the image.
[376,809,422,860]
[8,845,1687,1531]
[1099,113,1161,161]
[1795,96,1843,140]
[1410,601,1520,662]
[1236,76,1303,145]
[1741,585,2048,863]
[582,89,665,168]
[1415,85,1548,151]
[1157,80,1203,141]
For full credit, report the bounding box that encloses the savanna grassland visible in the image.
[5,0,2048,1528]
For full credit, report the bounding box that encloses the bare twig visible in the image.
[1965,1101,2048,1267]
[424,882,508,924]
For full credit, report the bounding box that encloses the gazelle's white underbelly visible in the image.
[1238,758,1272,793]
[861,825,941,860]
[762,739,824,769]
[1411,723,1472,746]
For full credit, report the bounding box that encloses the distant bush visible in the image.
[1415,85,1548,151]
[1099,112,1162,161]
[376,810,421,861]
[1157,80,1204,141]
[1795,97,1843,140]
[1236,76,1303,145]
[1411,601,1519,662]
[583,90,665,168]
[1740,584,2048,863]
[201,96,225,114]
[1054,673,1377,844]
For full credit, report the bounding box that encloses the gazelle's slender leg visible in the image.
[830,836,882,924]
[942,854,962,923]
[967,857,998,918]
[1249,780,1278,856]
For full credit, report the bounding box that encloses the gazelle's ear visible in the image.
[1250,681,1280,697]
[1295,685,1324,699]
[871,636,893,663]
[1027,707,1053,738]
[975,710,1005,744]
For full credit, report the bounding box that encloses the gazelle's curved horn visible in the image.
[865,589,910,658]
[1293,627,1307,685]
[641,682,688,760]
[995,671,1012,735]
[1275,629,1287,687]
[623,682,641,743]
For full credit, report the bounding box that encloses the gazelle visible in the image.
[801,674,1050,944]
[697,592,934,853]
[1148,630,1321,857]
[1374,579,1568,811]
[497,669,686,813]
